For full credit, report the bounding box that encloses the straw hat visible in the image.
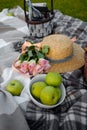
[41,34,85,73]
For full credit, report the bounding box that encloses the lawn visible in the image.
[0,0,87,22]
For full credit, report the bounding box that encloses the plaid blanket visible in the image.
[0,6,87,130]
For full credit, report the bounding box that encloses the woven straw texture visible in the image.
[42,34,85,73]
[42,34,73,60]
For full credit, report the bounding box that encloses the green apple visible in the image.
[40,86,60,105]
[7,12,14,16]
[31,81,47,99]
[6,79,23,96]
[45,72,62,87]
[56,87,62,99]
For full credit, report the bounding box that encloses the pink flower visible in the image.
[33,64,44,76]
[28,60,36,75]
[38,58,51,72]
[14,60,21,67]
[20,61,28,73]
[43,64,51,73]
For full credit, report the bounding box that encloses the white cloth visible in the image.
[0,67,31,111]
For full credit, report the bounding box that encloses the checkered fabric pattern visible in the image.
[26,69,87,130]
[0,7,87,130]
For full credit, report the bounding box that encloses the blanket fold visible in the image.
[0,89,30,130]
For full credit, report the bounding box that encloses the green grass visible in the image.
[0,0,87,22]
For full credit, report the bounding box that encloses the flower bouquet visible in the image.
[12,41,51,77]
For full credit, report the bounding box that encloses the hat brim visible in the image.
[48,43,85,73]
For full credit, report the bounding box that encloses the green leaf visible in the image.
[28,45,35,50]
[19,44,50,63]
[19,53,28,62]
[36,50,45,59]
[29,40,34,44]
[28,50,33,57]
[42,45,50,54]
